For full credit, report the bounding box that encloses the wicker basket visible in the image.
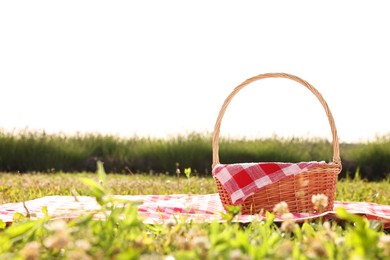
[212,72,342,214]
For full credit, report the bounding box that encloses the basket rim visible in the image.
[213,160,337,166]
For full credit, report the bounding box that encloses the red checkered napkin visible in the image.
[212,161,326,205]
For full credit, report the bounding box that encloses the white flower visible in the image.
[311,194,329,212]
[281,219,296,233]
[68,249,92,260]
[323,221,331,230]
[281,213,296,233]
[21,241,40,260]
[75,239,91,251]
[44,219,73,250]
[45,219,68,232]
[378,235,390,256]
[335,237,345,247]
[281,213,294,220]
[229,249,250,260]
[192,236,210,250]
[44,234,72,250]
[273,201,289,216]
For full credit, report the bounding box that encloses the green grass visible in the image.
[1,172,390,205]
[1,130,389,180]
[1,170,390,259]
[1,172,389,205]
[0,173,217,204]
[337,178,390,205]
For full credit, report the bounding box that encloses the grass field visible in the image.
[0,172,389,205]
[1,170,389,259]
[0,173,217,204]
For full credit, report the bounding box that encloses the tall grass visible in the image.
[343,135,390,180]
[0,129,389,180]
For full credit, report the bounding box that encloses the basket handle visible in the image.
[212,72,341,168]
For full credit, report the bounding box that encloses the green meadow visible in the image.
[0,168,390,259]
[0,171,389,205]
[1,130,390,259]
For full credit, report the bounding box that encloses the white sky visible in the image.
[1,1,389,143]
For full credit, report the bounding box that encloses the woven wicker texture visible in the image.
[212,72,342,214]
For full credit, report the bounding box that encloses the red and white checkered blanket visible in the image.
[1,194,389,228]
[212,161,327,204]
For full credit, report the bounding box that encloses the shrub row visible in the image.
[0,130,389,180]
